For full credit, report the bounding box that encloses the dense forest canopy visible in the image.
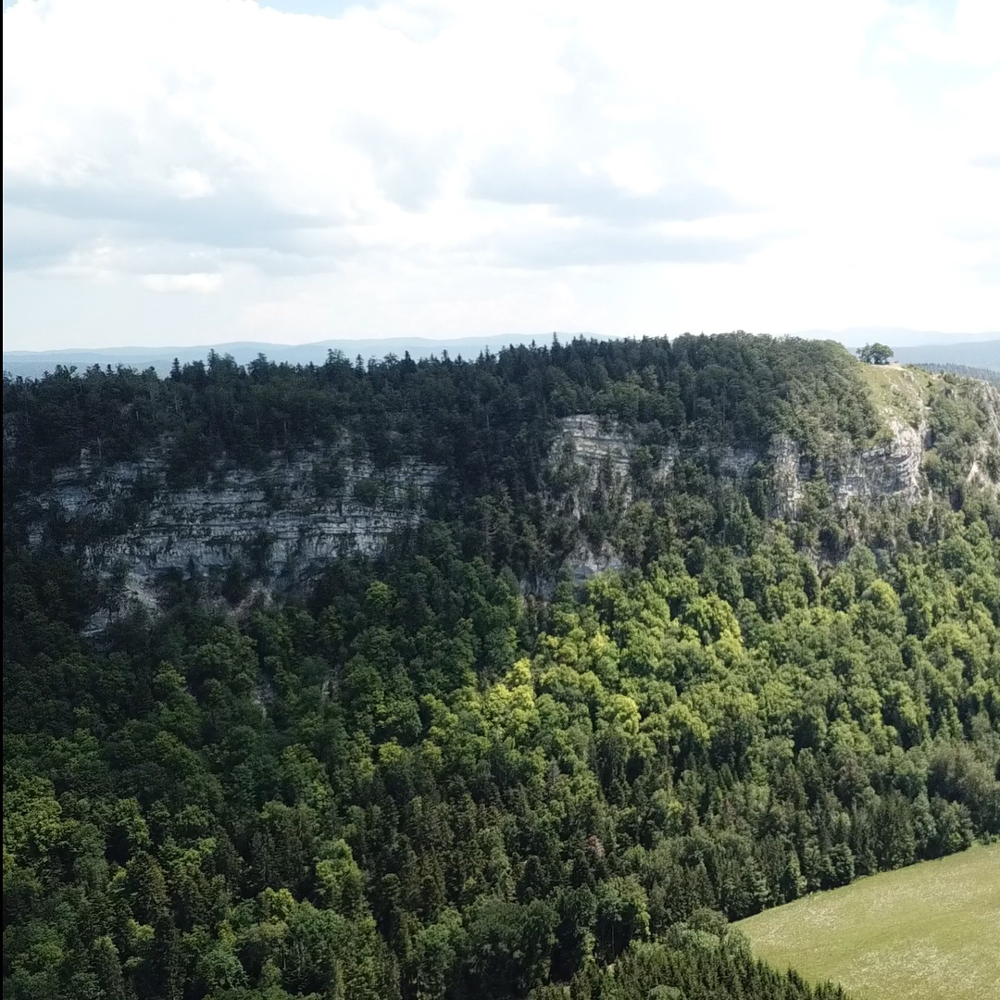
[4,333,999,1000]
[4,333,881,486]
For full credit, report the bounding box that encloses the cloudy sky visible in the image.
[3,0,998,350]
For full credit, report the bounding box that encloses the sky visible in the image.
[3,0,998,351]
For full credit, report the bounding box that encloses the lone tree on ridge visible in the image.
[856,343,894,365]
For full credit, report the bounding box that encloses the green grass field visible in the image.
[734,845,1000,1000]
[858,362,935,431]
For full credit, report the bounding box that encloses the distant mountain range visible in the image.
[892,341,1000,370]
[4,329,998,379]
[798,327,999,370]
[790,326,998,349]
[790,328,999,371]
[1,335,549,380]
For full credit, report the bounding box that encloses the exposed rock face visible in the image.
[31,449,441,605]
[767,418,928,517]
[768,435,805,515]
[557,412,934,521]
[19,379,999,616]
[563,542,625,585]
[831,418,927,507]
[557,415,639,483]
[965,382,1000,490]
[556,415,758,495]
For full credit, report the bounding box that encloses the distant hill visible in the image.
[2,334,558,380]
[894,340,1000,371]
[793,327,998,351]
[906,363,1000,387]
[6,329,998,380]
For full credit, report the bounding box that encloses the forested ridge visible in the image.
[4,334,878,477]
[906,363,1000,388]
[4,334,999,999]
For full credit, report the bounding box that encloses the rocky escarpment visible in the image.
[557,413,930,519]
[769,417,930,516]
[964,380,1000,488]
[557,415,761,489]
[554,375,998,579]
[28,448,440,617]
[19,374,1000,616]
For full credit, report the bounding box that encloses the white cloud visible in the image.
[888,0,1000,66]
[2,0,998,349]
[141,272,222,293]
[168,168,216,200]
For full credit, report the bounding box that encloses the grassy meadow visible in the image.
[858,361,935,431]
[734,844,1000,1000]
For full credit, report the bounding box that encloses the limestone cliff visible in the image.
[17,369,999,617]
[556,372,999,542]
[27,447,440,618]
[767,416,929,517]
[557,414,929,519]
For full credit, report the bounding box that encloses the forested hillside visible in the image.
[4,335,999,1000]
[904,363,1000,388]
[5,333,877,492]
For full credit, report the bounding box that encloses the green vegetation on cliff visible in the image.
[4,334,999,999]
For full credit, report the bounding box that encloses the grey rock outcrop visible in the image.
[31,448,440,611]
[556,410,944,523]
[766,417,928,517]
[18,377,999,618]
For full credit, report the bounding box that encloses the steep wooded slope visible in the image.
[4,334,999,1000]
[5,337,997,625]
